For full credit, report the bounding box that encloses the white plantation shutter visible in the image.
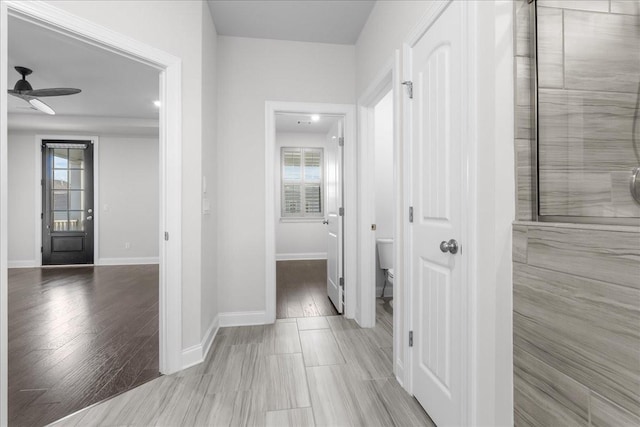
[281,147,324,217]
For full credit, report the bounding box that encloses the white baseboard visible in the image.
[219,310,267,327]
[182,314,219,370]
[276,252,327,261]
[97,257,159,266]
[8,260,37,269]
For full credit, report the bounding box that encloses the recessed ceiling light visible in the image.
[311,114,320,122]
[153,100,161,107]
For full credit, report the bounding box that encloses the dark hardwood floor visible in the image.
[276,260,339,319]
[8,265,159,427]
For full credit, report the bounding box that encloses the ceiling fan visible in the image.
[8,66,81,115]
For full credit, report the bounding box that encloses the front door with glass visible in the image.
[42,140,94,265]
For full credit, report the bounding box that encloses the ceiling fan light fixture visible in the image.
[29,98,56,115]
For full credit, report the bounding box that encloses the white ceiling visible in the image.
[276,113,340,134]
[8,16,159,130]
[208,0,375,45]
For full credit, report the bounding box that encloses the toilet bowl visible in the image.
[376,238,394,296]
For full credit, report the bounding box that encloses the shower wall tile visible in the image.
[515,56,532,140]
[537,0,609,12]
[564,10,640,93]
[590,392,640,427]
[537,89,638,171]
[515,139,533,221]
[514,260,640,418]
[539,170,612,217]
[611,171,640,217]
[526,225,640,289]
[514,346,590,426]
[515,0,531,57]
[610,0,640,15]
[512,224,528,263]
[536,7,564,89]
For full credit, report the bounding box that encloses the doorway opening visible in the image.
[265,101,356,323]
[274,113,342,319]
[3,8,169,426]
[371,90,395,353]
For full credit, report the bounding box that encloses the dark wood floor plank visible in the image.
[8,265,160,426]
[276,260,338,319]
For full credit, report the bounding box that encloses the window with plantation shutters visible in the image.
[281,147,324,218]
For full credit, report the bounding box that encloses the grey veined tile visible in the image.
[536,7,563,89]
[297,316,330,330]
[265,407,315,427]
[611,0,640,15]
[536,0,609,12]
[264,321,302,355]
[564,10,640,93]
[590,391,640,427]
[300,329,345,367]
[514,346,590,426]
[264,353,311,411]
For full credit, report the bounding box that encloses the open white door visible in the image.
[326,119,343,313]
[408,1,466,426]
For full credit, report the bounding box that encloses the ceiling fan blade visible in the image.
[26,88,81,97]
[28,98,56,115]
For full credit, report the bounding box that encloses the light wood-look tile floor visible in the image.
[53,302,434,426]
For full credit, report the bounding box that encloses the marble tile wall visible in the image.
[513,1,640,425]
[512,222,640,425]
[535,0,640,218]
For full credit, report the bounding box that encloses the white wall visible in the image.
[275,132,328,260]
[374,90,394,293]
[217,36,355,314]
[7,131,159,265]
[201,2,219,344]
[355,1,514,425]
[43,0,212,350]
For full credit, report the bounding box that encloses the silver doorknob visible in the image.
[87,216,93,221]
[440,239,459,254]
[322,220,329,225]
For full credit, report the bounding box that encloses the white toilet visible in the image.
[376,238,394,297]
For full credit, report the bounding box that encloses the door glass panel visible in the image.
[53,149,68,168]
[53,170,68,189]
[69,170,83,189]
[69,211,85,231]
[53,191,68,210]
[69,191,83,211]
[53,211,68,231]
[69,149,84,169]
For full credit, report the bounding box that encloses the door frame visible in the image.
[356,53,409,384]
[35,135,100,266]
[1,2,184,423]
[265,101,356,323]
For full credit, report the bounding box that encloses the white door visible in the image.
[326,119,343,313]
[409,1,466,425]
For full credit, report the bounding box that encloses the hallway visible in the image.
[52,308,432,426]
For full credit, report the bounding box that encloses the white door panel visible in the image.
[326,120,343,313]
[410,1,464,426]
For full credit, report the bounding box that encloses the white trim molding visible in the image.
[265,101,357,325]
[97,257,160,266]
[182,314,219,370]
[219,311,267,327]
[7,260,36,269]
[275,252,327,261]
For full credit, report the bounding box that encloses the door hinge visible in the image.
[40,246,43,253]
[409,331,414,347]
[409,206,414,223]
[41,179,44,186]
[339,207,344,216]
[339,277,344,288]
[402,81,413,99]
[338,136,344,147]
[40,213,43,219]
[164,231,169,241]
